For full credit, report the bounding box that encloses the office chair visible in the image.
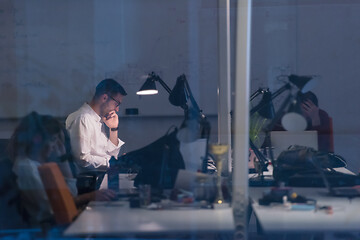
[76,170,106,194]
[38,163,78,225]
[61,128,106,194]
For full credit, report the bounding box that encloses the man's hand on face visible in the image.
[103,110,119,129]
[301,99,321,126]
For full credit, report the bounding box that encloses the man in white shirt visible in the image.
[66,79,127,172]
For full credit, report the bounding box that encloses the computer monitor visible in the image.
[117,128,185,190]
[271,130,318,160]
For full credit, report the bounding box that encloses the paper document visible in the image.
[179,138,207,172]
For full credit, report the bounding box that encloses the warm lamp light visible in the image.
[136,72,171,95]
[136,76,158,95]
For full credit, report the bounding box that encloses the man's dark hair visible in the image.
[94,79,127,99]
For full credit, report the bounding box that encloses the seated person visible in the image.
[273,91,332,152]
[65,79,127,172]
[8,112,116,227]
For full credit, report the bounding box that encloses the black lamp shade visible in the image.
[169,74,188,107]
[136,77,158,95]
[257,91,275,119]
[288,74,314,93]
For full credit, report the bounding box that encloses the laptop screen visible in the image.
[271,130,318,160]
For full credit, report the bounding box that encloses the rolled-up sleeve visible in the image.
[106,138,124,158]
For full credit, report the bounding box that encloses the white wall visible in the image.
[2,0,360,173]
[296,2,360,173]
[0,0,221,154]
[0,0,219,118]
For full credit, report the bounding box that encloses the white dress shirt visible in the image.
[65,103,124,171]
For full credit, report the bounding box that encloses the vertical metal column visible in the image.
[233,0,252,239]
[217,0,232,174]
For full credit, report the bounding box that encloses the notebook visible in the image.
[270,130,318,160]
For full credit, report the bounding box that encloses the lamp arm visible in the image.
[271,83,291,99]
[256,92,293,164]
[184,79,201,113]
[249,83,293,171]
[250,83,291,116]
[250,88,268,101]
[263,92,293,133]
[180,74,211,173]
[249,92,294,173]
[155,76,172,94]
[249,139,268,173]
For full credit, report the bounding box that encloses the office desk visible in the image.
[250,186,360,234]
[249,167,360,235]
[64,201,234,238]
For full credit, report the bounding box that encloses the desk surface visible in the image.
[250,186,360,234]
[250,167,360,233]
[66,168,358,236]
[64,201,234,237]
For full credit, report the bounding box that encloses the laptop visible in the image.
[310,161,360,197]
[321,170,360,197]
[270,131,318,160]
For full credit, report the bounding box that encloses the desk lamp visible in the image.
[136,72,171,95]
[249,88,276,181]
[137,72,211,173]
[263,74,316,134]
[250,88,275,119]
[171,75,211,173]
[249,75,315,182]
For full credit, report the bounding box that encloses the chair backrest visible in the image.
[38,163,78,225]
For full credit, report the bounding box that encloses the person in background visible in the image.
[66,79,127,172]
[275,91,333,152]
[8,112,116,227]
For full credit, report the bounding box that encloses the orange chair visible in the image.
[38,163,78,225]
